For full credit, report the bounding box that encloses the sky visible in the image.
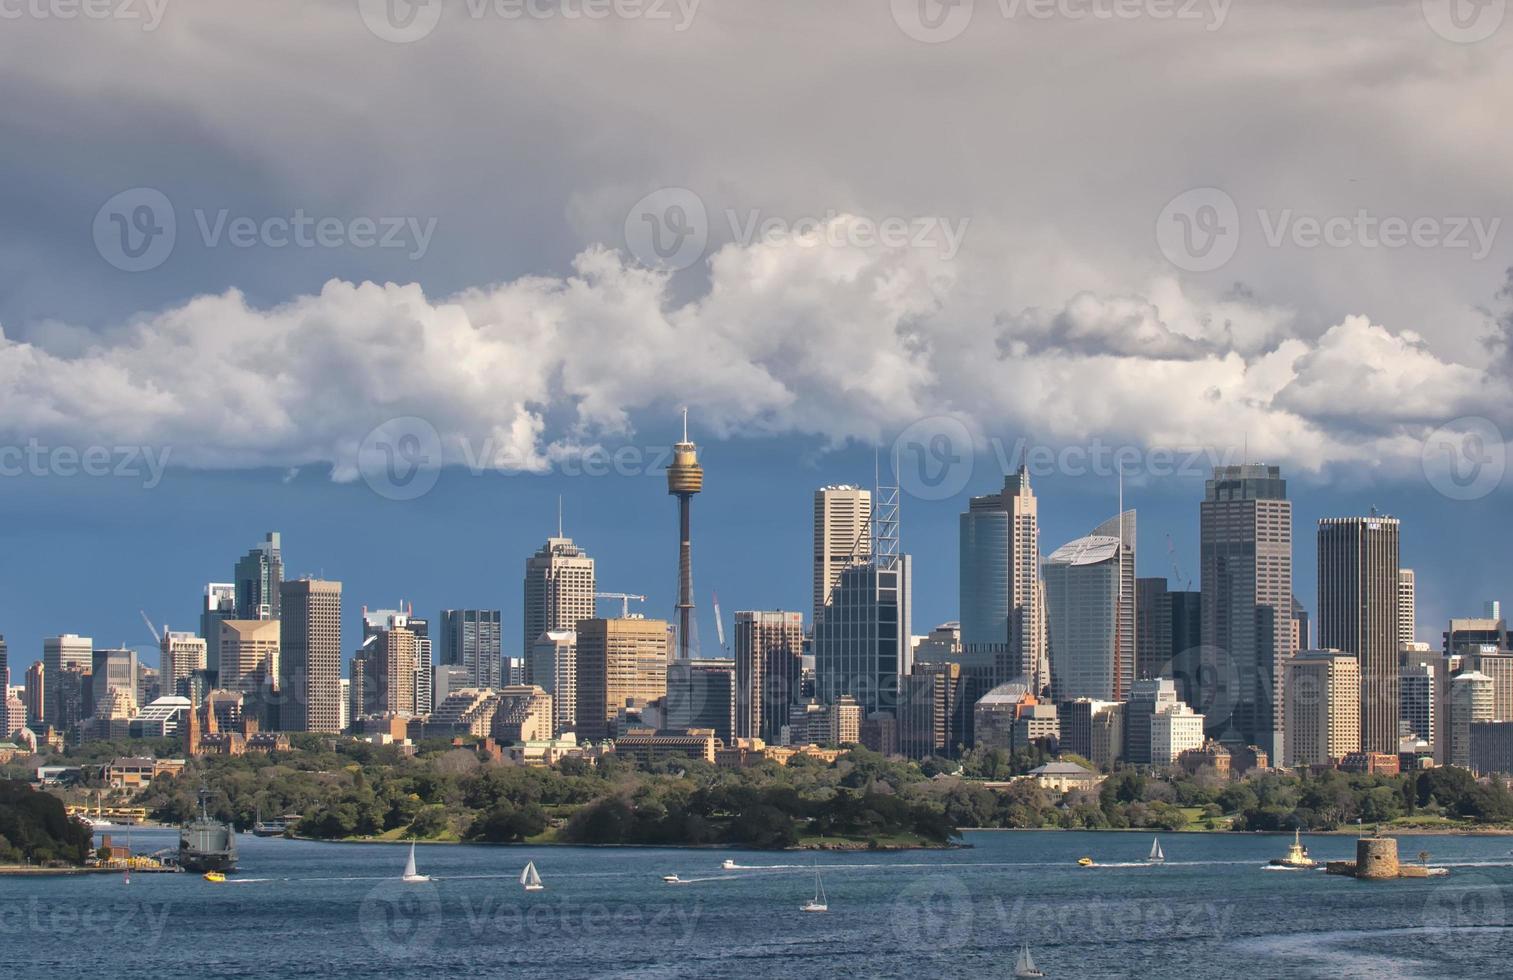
[0,1,1510,671]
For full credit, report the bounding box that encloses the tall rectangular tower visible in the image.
[813,485,872,623]
[813,556,912,718]
[440,609,503,690]
[43,633,92,730]
[279,579,343,732]
[1397,569,1416,646]
[959,467,1045,699]
[523,537,596,659]
[1200,464,1294,761]
[234,532,283,620]
[574,617,671,740]
[1318,515,1401,755]
[733,610,805,742]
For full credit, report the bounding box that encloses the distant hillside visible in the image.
[0,780,93,865]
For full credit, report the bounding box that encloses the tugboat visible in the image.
[179,787,238,874]
[1269,829,1317,869]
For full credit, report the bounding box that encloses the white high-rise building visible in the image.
[1398,569,1416,646]
[159,632,208,697]
[1450,671,1495,768]
[43,633,93,730]
[1284,649,1361,766]
[1150,703,1206,767]
[523,536,596,660]
[813,486,872,622]
[529,629,577,737]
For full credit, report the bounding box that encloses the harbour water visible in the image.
[7,829,1512,977]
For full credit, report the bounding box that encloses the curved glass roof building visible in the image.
[1042,511,1136,702]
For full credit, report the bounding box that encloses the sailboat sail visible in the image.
[403,842,418,878]
[521,861,542,887]
[1017,946,1035,973]
[1149,838,1164,862]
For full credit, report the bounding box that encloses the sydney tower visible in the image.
[666,409,703,660]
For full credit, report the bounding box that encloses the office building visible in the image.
[0,634,7,737]
[1059,698,1120,763]
[439,609,502,690]
[1318,515,1400,754]
[1123,677,1181,766]
[1444,614,1508,657]
[90,648,139,712]
[1150,703,1206,768]
[523,535,596,661]
[159,632,207,698]
[1465,649,1513,723]
[1135,578,1170,682]
[970,681,1032,752]
[1042,511,1136,702]
[959,467,1046,706]
[1469,721,1513,775]
[279,579,343,732]
[734,610,805,742]
[787,695,861,746]
[1400,660,1436,748]
[491,685,555,743]
[912,622,962,665]
[218,620,280,700]
[43,634,92,729]
[23,661,44,729]
[574,617,670,740]
[529,630,577,737]
[200,583,237,675]
[355,609,420,717]
[666,659,736,743]
[1200,464,1294,760]
[234,532,283,620]
[1284,650,1361,766]
[339,678,350,731]
[814,485,872,621]
[899,661,965,759]
[1398,569,1416,645]
[813,556,913,718]
[1449,670,1495,768]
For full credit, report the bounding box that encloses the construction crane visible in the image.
[139,610,163,645]
[712,590,728,655]
[1165,534,1191,591]
[595,592,647,618]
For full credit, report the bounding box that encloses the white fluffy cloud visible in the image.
[2,216,1506,484]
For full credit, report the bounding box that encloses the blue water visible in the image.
[6,829,1513,977]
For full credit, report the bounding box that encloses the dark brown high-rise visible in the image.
[1318,515,1400,754]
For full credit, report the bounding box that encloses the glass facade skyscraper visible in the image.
[813,556,912,718]
[440,608,502,690]
[1042,511,1136,703]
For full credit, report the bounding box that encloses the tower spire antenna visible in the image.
[557,494,563,538]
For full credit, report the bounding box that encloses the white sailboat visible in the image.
[1014,943,1045,978]
[1147,837,1164,865]
[520,860,544,892]
[800,860,828,913]
[401,842,431,883]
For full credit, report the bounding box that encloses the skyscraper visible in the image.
[279,579,343,732]
[0,634,8,737]
[1042,511,1136,702]
[899,660,965,759]
[1449,670,1494,768]
[43,633,92,730]
[574,617,671,740]
[218,620,281,698]
[356,609,419,717]
[666,410,703,659]
[200,582,236,677]
[439,609,503,690]
[1318,515,1401,755]
[813,485,871,622]
[1398,569,1417,646]
[734,610,805,742]
[666,659,737,743]
[1135,578,1171,682]
[234,532,283,620]
[1200,464,1294,761]
[90,648,139,712]
[959,467,1046,704]
[523,536,595,660]
[814,556,913,718]
[529,629,577,737]
[1284,649,1362,766]
[160,632,208,698]
[23,661,44,730]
